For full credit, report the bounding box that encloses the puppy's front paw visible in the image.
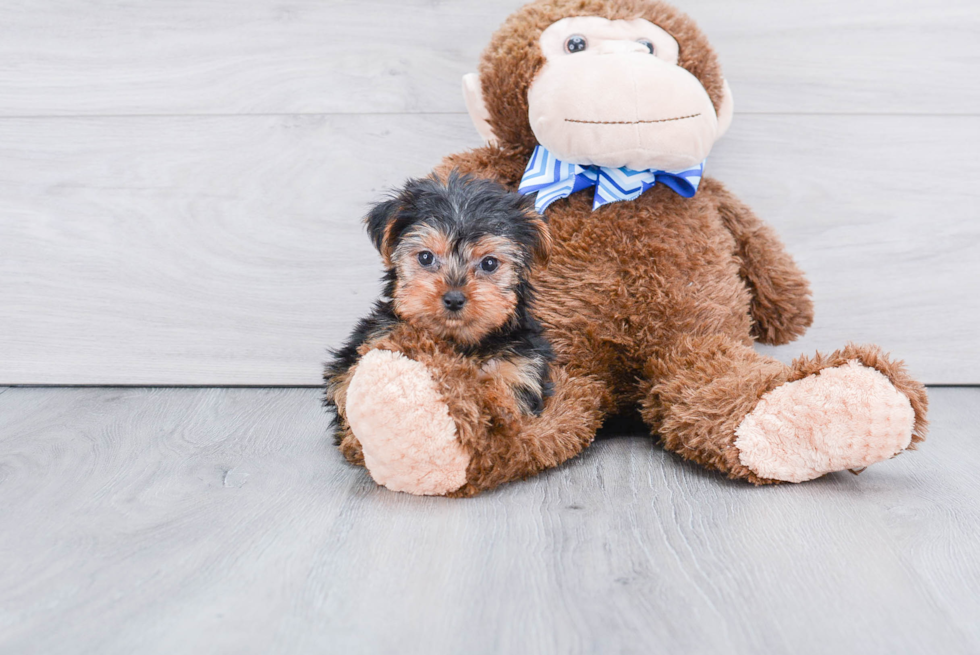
[345,349,470,495]
[479,357,552,416]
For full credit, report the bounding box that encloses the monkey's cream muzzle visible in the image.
[527,44,724,171]
[463,16,733,173]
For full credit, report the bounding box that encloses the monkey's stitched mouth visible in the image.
[564,113,702,125]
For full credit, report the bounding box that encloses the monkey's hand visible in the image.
[704,179,815,345]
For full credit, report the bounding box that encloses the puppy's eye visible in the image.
[637,39,655,55]
[564,35,587,54]
[480,256,499,273]
[417,251,435,267]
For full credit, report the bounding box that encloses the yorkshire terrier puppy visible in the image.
[325,172,555,445]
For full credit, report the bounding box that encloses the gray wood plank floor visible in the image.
[1,386,978,654]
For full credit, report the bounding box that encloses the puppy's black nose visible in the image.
[442,290,466,312]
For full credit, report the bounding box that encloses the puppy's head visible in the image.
[366,172,551,345]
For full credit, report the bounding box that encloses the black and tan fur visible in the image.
[324,172,555,446]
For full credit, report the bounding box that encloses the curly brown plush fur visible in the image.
[332,0,927,494]
[330,322,605,496]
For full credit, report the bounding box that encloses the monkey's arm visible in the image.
[703,179,814,345]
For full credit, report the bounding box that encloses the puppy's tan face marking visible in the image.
[392,228,524,345]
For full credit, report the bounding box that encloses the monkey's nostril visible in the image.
[442,290,466,312]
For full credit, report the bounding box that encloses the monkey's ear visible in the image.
[716,79,735,140]
[462,73,498,146]
[364,198,401,266]
[528,216,553,268]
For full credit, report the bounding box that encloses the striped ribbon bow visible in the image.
[518,145,705,213]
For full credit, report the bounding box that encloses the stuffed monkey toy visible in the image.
[326,0,928,496]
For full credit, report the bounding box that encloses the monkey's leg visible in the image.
[639,335,928,484]
[341,324,605,496]
[449,364,606,497]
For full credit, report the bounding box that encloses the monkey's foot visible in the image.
[345,349,469,495]
[734,360,916,482]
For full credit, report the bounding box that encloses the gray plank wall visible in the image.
[1,0,977,385]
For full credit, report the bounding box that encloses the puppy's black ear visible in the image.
[364,198,401,266]
[510,192,551,267]
[527,213,552,267]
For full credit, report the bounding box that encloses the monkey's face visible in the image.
[463,2,734,172]
[527,16,729,171]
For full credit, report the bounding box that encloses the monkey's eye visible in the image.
[417,251,435,267]
[637,39,655,55]
[564,35,587,54]
[480,256,499,273]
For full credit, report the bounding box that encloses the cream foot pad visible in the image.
[346,350,469,495]
[735,360,915,482]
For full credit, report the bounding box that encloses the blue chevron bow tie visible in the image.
[518,145,705,213]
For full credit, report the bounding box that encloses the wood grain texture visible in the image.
[0,0,976,116]
[0,386,977,654]
[1,114,976,385]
